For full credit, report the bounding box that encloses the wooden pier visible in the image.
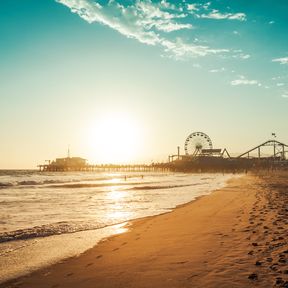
[38,163,169,172]
[38,138,288,173]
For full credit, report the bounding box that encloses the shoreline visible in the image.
[0,173,233,284]
[0,223,130,283]
[2,173,288,287]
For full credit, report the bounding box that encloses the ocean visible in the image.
[0,170,235,282]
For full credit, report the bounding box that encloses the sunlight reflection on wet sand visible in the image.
[0,222,129,283]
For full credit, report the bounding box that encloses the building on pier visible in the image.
[39,157,87,171]
[38,157,168,172]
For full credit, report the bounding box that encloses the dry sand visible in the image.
[2,173,288,288]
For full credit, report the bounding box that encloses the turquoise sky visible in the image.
[0,0,288,168]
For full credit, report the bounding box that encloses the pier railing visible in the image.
[38,164,170,172]
[38,157,288,173]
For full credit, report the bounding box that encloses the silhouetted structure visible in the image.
[238,140,288,160]
[38,157,168,172]
[39,157,87,171]
[38,136,288,173]
[165,134,288,173]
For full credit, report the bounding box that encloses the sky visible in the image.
[0,0,287,168]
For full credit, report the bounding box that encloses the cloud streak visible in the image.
[200,10,246,21]
[272,57,288,65]
[55,0,287,99]
[56,0,239,59]
[231,75,260,86]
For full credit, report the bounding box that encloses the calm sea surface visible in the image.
[0,170,235,282]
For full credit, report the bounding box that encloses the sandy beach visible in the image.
[2,1,288,287]
[2,173,288,288]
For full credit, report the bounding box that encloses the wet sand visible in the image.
[2,173,288,288]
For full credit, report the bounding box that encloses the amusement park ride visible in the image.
[237,139,288,160]
[168,131,288,163]
[39,131,288,172]
[168,132,230,162]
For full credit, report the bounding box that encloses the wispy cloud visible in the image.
[134,1,192,32]
[161,38,228,59]
[239,54,251,60]
[187,4,198,12]
[232,51,251,60]
[209,67,225,73]
[200,10,246,21]
[185,3,246,22]
[282,92,288,98]
[272,57,288,65]
[56,0,287,93]
[231,75,260,86]
[56,0,231,59]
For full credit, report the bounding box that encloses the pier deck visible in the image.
[38,164,169,172]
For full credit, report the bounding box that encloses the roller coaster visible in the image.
[166,132,288,172]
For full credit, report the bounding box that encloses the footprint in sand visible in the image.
[255,260,262,266]
[96,255,103,259]
[86,262,94,267]
[270,264,278,271]
[278,258,286,264]
[275,278,286,286]
[248,273,258,280]
[187,274,199,280]
[66,273,74,277]
[171,261,188,265]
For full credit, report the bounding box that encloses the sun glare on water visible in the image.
[86,112,143,164]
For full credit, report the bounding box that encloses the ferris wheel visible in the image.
[184,132,213,156]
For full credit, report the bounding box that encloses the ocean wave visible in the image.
[130,183,203,190]
[0,176,150,189]
[0,182,13,188]
[0,221,108,243]
[0,170,37,177]
[0,180,69,188]
[17,180,39,186]
[0,181,202,191]
[43,181,198,190]
[0,179,113,189]
[45,181,154,189]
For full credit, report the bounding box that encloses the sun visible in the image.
[86,112,143,164]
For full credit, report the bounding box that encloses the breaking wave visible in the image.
[0,221,109,243]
